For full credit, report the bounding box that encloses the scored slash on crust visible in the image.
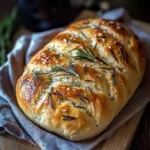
[110,49,118,62]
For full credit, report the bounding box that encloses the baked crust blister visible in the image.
[16,18,146,141]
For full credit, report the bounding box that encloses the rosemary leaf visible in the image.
[78,94,89,103]
[67,62,79,77]
[49,86,53,94]
[71,81,80,87]
[74,105,86,109]
[62,115,76,121]
[73,49,97,62]
[117,66,123,72]
[93,43,97,51]
[50,62,79,77]
[84,80,95,82]
[112,70,116,86]
[52,90,62,97]
[96,57,108,65]
[86,47,97,62]
[80,31,87,39]
[32,71,42,81]
[48,92,54,109]
[68,47,78,53]
[51,65,65,72]
[110,50,118,62]
[88,87,94,96]
[119,47,125,60]
[83,65,88,74]
[20,79,26,89]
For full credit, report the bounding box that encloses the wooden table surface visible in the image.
[0,108,145,150]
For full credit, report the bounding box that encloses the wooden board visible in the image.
[0,109,144,150]
[0,10,147,150]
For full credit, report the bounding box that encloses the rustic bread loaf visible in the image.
[16,18,146,141]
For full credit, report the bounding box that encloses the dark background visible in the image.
[0,0,150,31]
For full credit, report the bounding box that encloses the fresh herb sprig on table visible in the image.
[0,7,18,66]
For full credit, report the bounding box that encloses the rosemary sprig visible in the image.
[51,65,65,72]
[50,62,79,77]
[32,71,42,81]
[72,49,97,62]
[78,94,89,103]
[62,115,76,121]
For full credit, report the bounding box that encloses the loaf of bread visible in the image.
[16,18,146,141]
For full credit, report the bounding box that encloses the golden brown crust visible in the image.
[16,18,146,141]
